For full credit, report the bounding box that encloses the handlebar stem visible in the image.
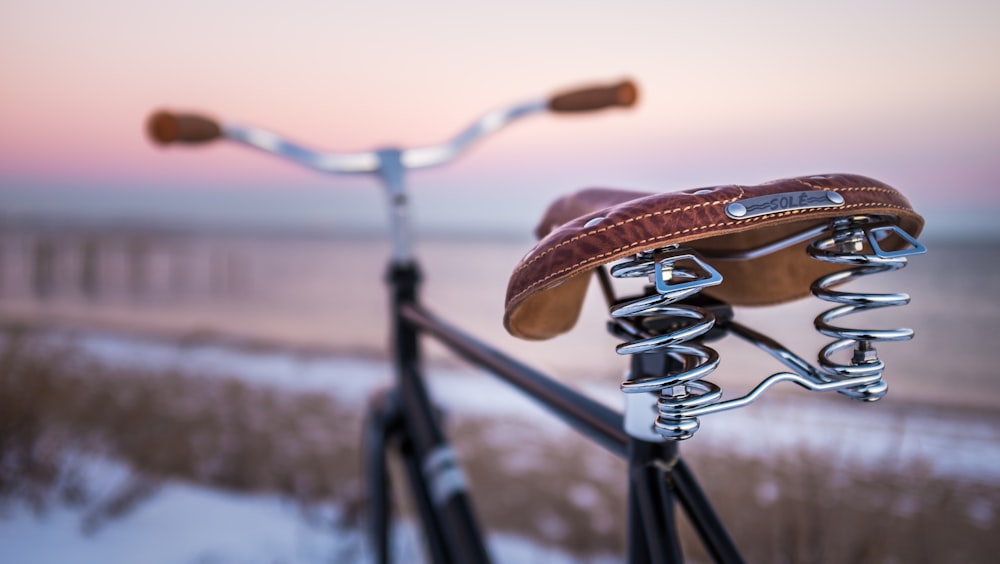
[220,98,548,265]
[375,149,416,265]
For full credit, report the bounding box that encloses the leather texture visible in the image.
[505,174,924,340]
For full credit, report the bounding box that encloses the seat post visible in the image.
[624,351,744,564]
[625,353,684,564]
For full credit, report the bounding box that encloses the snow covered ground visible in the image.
[2,329,998,562]
[0,457,619,564]
[59,330,1000,485]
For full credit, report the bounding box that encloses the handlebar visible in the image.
[148,111,222,145]
[548,80,637,113]
[147,78,638,174]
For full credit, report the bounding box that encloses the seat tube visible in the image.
[625,353,744,564]
[625,353,684,564]
[376,149,415,266]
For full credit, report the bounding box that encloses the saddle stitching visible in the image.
[513,187,746,274]
[508,197,912,306]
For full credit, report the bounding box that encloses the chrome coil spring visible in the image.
[610,248,724,440]
[808,217,926,401]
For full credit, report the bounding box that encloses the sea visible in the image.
[1,222,997,411]
[1,218,998,562]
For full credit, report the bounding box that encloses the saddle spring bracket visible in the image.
[807,216,927,401]
[608,216,926,441]
[609,247,724,440]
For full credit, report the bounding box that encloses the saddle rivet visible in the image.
[826,191,845,205]
[584,216,606,228]
[726,203,747,218]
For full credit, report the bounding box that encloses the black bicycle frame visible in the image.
[364,259,745,564]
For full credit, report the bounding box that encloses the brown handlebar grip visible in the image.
[147,110,222,145]
[547,80,638,113]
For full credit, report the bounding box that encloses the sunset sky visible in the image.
[2,1,998,236]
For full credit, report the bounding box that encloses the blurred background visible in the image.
[2,1,999,562]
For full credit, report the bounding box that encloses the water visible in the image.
[1,227,997,411]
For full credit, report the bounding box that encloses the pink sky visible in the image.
[2,1,999,228]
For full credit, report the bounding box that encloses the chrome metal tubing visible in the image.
[699,223,829,261]
[400,99,547,169]
[724,320,824,381]
[223,124,380,173]
[375,149,416,264]
[222,97,548,266]
[618,319,887,421]
[220,98,546,175]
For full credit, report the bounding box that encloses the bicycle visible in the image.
[147,79,926,563]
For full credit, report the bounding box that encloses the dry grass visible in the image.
[0,326,362,532]
[1,328,997,562]
[450,416,999,563]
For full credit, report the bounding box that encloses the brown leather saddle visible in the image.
[504,173,924,340]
